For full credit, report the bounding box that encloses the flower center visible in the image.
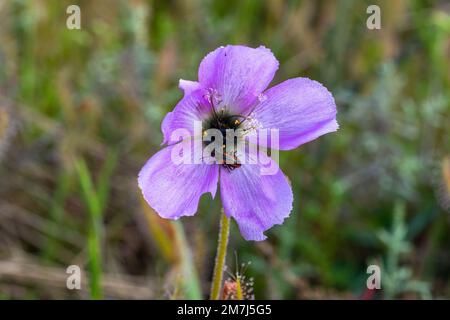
[203,109,244,171]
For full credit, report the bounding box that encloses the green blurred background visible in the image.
[0,0,449,299]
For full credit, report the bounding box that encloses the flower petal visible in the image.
[138,144,219,219]
[179,79,201,95]
[219,153,293,241]
[252,77,338,150]
[198,45,279,115]
[161,88,211,145]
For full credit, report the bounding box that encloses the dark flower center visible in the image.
[203,110,244,170]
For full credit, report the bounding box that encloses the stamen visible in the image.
[203,107,246,171]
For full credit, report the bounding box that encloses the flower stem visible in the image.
[235,275,243,300]
[210,211,230,300]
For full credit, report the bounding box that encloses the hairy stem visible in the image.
[210,211,230,300]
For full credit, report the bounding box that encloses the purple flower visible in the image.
[138,45,338,241]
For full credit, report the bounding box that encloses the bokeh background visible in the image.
[0,0,449,299]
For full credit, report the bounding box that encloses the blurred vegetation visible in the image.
[0,0,449,299]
